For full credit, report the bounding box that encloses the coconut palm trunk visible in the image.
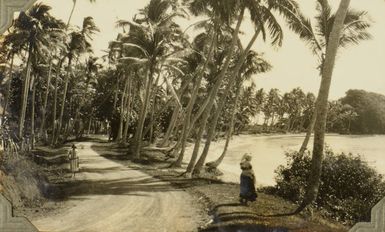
[39,60,53,140]
[51,70,59,145]
[73,72,94,138]
[133,65,155,159]
[87,108,94,135]
[55,57,73,144]
[143,72,161,143]
[122,77,132,142]
[298,104,317,155]
[117,75,129,141]
[159,75,194,147]
[147,72,161,143]
[171,29,217,167]
[295,0,351,213]
[172,76,204,167]
[31,76,37,149]
[18,43,33,138]
[192,81,234,174]
[171,78,215,160]
[169,79,211,161]
[207,82,242,169]
[185,7,245,175]
[67,0,77,27]
[160,104,180,147]
[112,73,121,111]
[193,27,262,174]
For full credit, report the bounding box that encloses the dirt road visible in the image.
[32,141,203,232]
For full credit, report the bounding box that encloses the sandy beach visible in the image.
[184,134,385,186]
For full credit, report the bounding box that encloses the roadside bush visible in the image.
[274,149,385,224]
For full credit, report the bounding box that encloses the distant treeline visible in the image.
[222,86,385,135]
[340,89,385,134]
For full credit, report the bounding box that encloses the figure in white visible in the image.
[68,144,79,177]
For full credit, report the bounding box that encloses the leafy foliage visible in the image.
[340,90,385,134]
[275,149,385,224]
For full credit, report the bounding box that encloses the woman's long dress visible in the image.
[240,170,257,202]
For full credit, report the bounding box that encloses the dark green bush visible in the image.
[274,149,385,224]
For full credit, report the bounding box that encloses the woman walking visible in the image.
[239,154,257,205]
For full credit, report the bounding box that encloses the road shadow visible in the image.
[47,175,181,201]
[42,138,190,201]
[90,142,224,190]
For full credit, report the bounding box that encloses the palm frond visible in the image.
[248,5,267,41]
[260,7,283,47]
[339,10,372,47]
[119,56,149,65]
[82,16,100,40]
[122,43,150,57]
[164,64,185,76]
[283,8,322,55]
[315,0,332,45]
[326,9,372,49]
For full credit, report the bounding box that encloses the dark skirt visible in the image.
[240,174,257,201]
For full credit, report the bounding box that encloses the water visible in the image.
[206,134,385,186]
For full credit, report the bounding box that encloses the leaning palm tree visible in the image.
[182,0,251,175]
[186,0,302,175]
[168,3,235,166]
[205,50,272,170]
[170,30,219,168]
[290,0,371,213]
[67,0,96,27]
[288,0,371,155]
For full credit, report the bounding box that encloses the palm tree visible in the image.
[54,16,99,144]
[73,55,99,138]
[184,0,303,175]
[293,0,368,213]
[206,51,271,169]
[6,3,65,139]
[168,0,242,165]
[157,64,195,147]
[262,89,280,127]
[287,0,371,154]
[39,28,67,142]
[192,49,273,174]
[182,0,251,175]
[170,30,217,167]
[67,0,96,27]
[117,0,186,159]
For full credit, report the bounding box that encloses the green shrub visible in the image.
[274,149,385,224]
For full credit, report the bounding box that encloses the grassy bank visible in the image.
[0,144,78,220]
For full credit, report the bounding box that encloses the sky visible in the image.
[39,0,385,100]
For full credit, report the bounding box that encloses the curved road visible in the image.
[32,141,203,232]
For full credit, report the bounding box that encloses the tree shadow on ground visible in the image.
[90,143,224,190]
[46,175,182,201]
[66,136,109,144]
